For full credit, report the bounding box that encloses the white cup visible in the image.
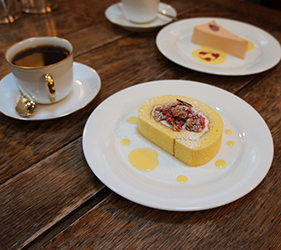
[121,0,160,23]
[5,37,73,104]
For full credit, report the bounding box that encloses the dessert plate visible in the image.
[105,2,177,32]
[83,80,274,211]
[156,17,281,75]
[0,62,101,121]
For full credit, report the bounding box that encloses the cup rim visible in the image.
[5,36,73,70]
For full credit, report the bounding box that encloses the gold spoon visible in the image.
[15,90,36,117]
[157,10,177,21]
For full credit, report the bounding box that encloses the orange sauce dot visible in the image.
[227,141,235,147]
[225,129,233,135]
[177,175,188,183]
[215,159,227,168]
[121,136,131,146]
[126,116,138,124]
[247,40,255,52]
[129,148,159,171]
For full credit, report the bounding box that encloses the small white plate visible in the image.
[105,2,177,32]
[82,80,274,211]
[156,17,281,75]
[0,62,101,121]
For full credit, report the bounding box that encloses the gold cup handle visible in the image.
[44,73,56,103]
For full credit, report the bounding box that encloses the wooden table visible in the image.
[1,0,280,249]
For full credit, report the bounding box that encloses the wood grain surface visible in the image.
[0,0,280,249]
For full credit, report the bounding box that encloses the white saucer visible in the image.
[0,62,101,121]
[105,2,177,32]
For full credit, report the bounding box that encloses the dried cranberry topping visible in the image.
[198,52,220,62]
[209,23,219,31]
[152,99,206,132]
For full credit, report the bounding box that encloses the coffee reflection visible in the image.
[12,45,69,67]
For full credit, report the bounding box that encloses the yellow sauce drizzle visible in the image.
[129,148,159,171]
[227,141,235,147]
[192,46,227,65]
[247,40,255,52]
[225,129,233,135]
[121,136,131,146]
[126,116,138,124]
[215,159,227,168]
[177,175,188,183]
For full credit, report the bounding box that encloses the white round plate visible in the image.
[83,80,274,211]
[156,17,281,75]
[0,62,101,121]
[105,2,177,32]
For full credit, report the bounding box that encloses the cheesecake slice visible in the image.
[138,95,223,166]
[192,20,248,59]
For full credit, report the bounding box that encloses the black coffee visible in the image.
[12,45,70,67]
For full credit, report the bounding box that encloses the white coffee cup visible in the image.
[5,37,73,104]
[121,0,160,23]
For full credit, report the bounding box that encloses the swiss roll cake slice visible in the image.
[137,95,223,166]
